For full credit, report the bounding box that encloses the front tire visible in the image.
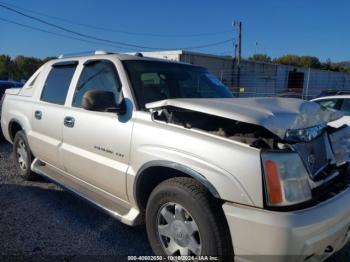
[146,177,233,261]
[13,130,36,180]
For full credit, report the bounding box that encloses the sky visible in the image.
[0,0,349,62]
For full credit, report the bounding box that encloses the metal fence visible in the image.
[210,66,350,100]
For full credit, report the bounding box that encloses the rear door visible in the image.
[61,59,133,201]
[29,61,78,169]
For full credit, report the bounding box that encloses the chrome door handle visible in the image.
[64,116,75,128]
[34,110,42,120]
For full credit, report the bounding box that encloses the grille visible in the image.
[312,171,350,204]
[293,133,329,178]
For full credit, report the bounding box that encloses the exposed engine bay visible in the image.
[152,105,350,181]
[153,106,282,149]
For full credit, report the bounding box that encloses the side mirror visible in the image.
[82,90,126,115]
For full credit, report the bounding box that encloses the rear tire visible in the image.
[13,130,36,180]
[146,177,234,261]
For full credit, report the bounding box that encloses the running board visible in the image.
[31,158,141,226]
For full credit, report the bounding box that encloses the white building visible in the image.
[135,50,350,99]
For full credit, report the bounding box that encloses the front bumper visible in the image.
[223,187,350,262]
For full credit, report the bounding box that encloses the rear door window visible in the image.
[41,63,77,105]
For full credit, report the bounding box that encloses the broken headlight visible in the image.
[261,152,312,207]
[285,123,326,142]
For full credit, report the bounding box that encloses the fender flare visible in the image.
[134,160,221,208]
[8,118,25,141]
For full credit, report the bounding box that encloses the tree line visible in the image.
[0,55,56,81]
[1,53,349,82]
[248,54,350,74]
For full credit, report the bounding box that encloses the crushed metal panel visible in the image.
[146,97,343,139]
[329,126,350,165]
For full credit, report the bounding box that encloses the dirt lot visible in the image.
[0,140,349,261]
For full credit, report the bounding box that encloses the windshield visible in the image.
[123,60,233,109]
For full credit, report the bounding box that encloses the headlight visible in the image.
[261,152,312,207]
[285,123,326,142]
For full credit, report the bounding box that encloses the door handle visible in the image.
[64,116,75,128]
[34,110,42,120]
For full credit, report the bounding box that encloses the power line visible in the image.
[0,1,232,38]
[0,16,130,50]
[0,3,233,51]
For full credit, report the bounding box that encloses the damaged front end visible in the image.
[262,125,350,209]
[146,98,350,210]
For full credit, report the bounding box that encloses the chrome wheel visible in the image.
[16,139,28,171]
[157,202,201,256]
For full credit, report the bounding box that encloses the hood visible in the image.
[146,97,343,139]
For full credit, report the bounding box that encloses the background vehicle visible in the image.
[312,95,350,127]
[275,91,302,99]
[316,89,350,98]
[0,80,23,98]
[0,80,23,137]
[1,51,350,261]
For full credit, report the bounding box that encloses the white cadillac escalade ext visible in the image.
[1,51,350,262]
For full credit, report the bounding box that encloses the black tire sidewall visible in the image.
[13,131,33,179]
[146,180,221,257]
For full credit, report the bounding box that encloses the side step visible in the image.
[31,158,142,226]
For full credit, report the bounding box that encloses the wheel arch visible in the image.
[8,118,25,142]
[134,160,221,211]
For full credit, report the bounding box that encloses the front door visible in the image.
[61,59,133,201]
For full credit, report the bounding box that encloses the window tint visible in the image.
[41,65,77,105]
[73,60,121,108]
[317,99,340,109]
[341,99,350,116]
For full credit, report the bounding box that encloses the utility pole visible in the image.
[232,21,242,96]
[231,37,236,92]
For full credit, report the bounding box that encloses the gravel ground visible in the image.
[0,140,152,261]
[0,140,349,261]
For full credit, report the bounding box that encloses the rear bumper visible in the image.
[223,187,350,262]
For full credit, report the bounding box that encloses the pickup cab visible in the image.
[1,51,350,261]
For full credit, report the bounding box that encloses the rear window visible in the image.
[41,64,77,105]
